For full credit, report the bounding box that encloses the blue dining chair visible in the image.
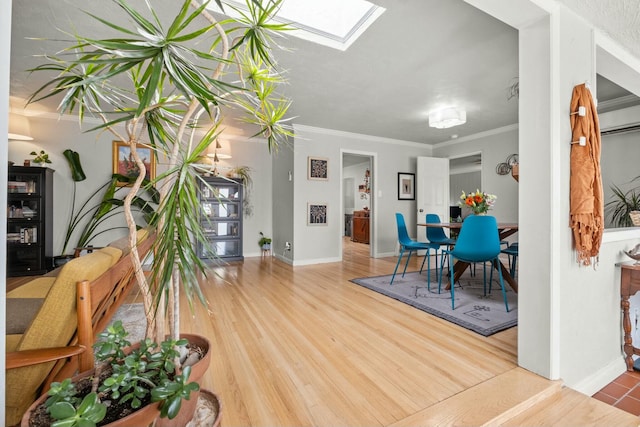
[425,213,456,277]
[392,213,440,288]
[501,242,519,279]
[438,215,510,311]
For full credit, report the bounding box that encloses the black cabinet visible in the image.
[7,166,54,276]
[198,177,244,262]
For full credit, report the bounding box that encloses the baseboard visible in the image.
[291,256,342,266]
[569,357,627,396]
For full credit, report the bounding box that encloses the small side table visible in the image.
[261,246,272,259]
[620,263,640,371]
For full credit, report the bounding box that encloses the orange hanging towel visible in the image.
[569,83,603,266]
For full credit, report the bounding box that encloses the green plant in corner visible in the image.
[29,0,293,362]
[259,231,272,248]
[30,150,52,164]
[605,179,640,227]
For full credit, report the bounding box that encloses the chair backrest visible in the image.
[425,214,450,243]
[395,213,413,246]
[452,215,501,262]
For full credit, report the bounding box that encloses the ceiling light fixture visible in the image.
[428,108,467,129]
[8,112,34,140]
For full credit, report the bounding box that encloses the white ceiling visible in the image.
[8,1,640,146]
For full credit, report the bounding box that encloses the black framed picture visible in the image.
[308,156,328,180]
[307,203,328,225]
[397,172,415,200]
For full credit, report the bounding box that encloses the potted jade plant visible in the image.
[22,321,215,427]
[26,0,293,424]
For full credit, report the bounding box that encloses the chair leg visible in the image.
[483,262,487,296]
[495,257,510,312]
[390,247,405,285]
[449,253,456,310]
[420,250,428,274]
[425,249,432,291]
[402,250,413,277]
[438,251,448,294]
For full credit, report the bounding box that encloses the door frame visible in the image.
[340,149,377,258]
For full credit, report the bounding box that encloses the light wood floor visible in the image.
[179,239,520,426]
[9,239,637,425]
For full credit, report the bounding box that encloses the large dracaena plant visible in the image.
[29,0,293,346]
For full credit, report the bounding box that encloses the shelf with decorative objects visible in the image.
[6,165,54,276]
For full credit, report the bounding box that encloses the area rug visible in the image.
[350,269,517,336]
[105,303,147,343]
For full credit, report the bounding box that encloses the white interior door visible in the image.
[416,157,450,242]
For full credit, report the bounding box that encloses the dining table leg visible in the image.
[492,259,518,293]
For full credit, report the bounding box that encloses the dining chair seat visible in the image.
[392,213,440,289]
[438,215,510,312]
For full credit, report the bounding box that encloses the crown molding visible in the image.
[293,123,429,149]
[432,123,519,149]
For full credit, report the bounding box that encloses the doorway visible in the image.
[449,152,482,220]
[342,152,374,258]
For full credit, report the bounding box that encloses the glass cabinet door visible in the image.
[198,177,244,262]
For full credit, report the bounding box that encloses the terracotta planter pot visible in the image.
[156,333,212,427]
[21,369,161,427]
[21,334,211,427]
[191,389,222,427]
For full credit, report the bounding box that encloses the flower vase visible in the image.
[475,212,488,216]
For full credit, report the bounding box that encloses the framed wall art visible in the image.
[308,156,328,180]
[112,141,155,185]
[397,172,415,200]
[307,202,328,225]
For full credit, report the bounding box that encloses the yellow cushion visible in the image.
[5,246,123,426]
[6,334,22,352]
[7,277,56,298]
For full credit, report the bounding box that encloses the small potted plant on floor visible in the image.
[259,232,272,251]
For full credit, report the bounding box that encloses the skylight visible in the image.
[211,0,385,51]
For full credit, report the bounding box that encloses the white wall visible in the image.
[272,140,295,262]
[433,126,519,224]
[291,125,432,264]
[599,122,640,228]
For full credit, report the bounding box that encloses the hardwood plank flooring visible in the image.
[10,238,634,425]
[180,239,518,426]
